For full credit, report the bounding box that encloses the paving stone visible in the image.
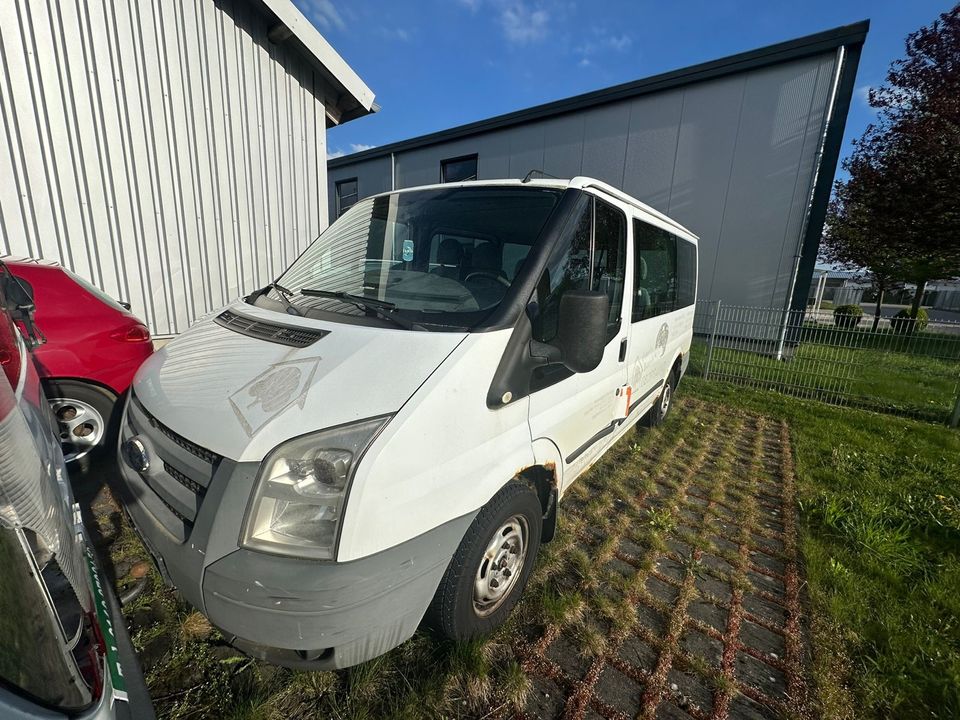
[746,570,786,599]
[655,556,686,583]
[748,549,786,576]
[525,675,567,719]
[656,703,697,719]
[594,663,644,715]
[687,599,728,633]
[636,600,670,635]
[750,532,785,555]
[679,628,724,668]
[694,573,733,603]
[545,631,593,681]
[734,651,788,701]
[742,593,789,627]
[667,665,714,715]
[618,536,647,560]
[700,552,734,576]
[738,619,787,658]
[728,692,780,720]
[646,574,681,605]
[607,556,638,580]
[709,534,741,555]
[618,633,659,672]
[665,537,693,557]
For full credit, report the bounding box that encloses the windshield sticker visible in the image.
[402,239,414,261]
[228,358,321,436]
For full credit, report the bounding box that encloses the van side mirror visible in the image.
[530,290,609,374]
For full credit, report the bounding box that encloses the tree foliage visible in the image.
[822,4,960,317]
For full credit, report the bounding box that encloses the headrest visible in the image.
[437,238,463,266]
[472,242,500,272]
[638,256,647,281]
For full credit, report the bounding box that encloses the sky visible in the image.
[295,0,953,170]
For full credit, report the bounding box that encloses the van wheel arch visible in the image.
[515,464,558,543]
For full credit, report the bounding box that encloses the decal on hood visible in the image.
[228,357,321,437]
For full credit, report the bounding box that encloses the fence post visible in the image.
[703,300,721,380]
[951,388,960,428]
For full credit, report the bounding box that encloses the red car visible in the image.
[5,258,153,462]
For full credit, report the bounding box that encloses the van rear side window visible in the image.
[632,220,696,321]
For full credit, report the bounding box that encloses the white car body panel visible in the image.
[131,299,466,463]
[338,330,533,560]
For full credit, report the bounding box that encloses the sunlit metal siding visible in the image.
[0,0,328,336]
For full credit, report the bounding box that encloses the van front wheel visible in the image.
[426,481,542,640]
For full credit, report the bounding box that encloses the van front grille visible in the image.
[214,309,328,348]
[125,397,220,541]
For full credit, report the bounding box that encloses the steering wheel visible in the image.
[463,271,510,287]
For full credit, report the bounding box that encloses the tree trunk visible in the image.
[907,279,927,335]
[910,279,927,318]
[872,288,884,332]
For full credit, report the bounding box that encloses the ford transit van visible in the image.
[116,177,697,669]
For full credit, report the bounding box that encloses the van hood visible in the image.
[131,302,467,461]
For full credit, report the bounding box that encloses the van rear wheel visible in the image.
[426,481,542,640]
[645,370,676,427]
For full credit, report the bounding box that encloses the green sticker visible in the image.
[85,547,128,703]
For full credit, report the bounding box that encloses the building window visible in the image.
[336,178,358,217]
[440,155,478,183]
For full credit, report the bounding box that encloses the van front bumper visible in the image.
[116,436,474,669]
[200,513,474,669]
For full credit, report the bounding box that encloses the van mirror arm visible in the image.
[528,339,562,366]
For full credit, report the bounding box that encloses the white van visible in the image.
[116,177,697,669]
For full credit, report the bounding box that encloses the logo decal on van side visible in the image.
[228,358,321,436]
[656,323,669,357]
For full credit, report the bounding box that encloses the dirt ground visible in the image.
[84,395,813,719]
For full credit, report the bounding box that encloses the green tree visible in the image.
[822,4,960,325]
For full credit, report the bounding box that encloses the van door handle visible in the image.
[618,337,627,362]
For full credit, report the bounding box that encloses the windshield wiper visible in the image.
[263,281,302,316]
[300,289,418,330]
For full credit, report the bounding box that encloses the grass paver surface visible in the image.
[86,393,819,719]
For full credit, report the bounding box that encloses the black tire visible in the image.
[645,368,677,428]
[43,379,119,465]
[426,481,543,641]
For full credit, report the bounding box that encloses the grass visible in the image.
[689,332,960,421]
[686,376,960,718]
[95,374,960,718]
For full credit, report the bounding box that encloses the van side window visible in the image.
[633,220,678,320]
[594,198,627,339]
[531,195,591,343]
[677,238,697,308]
[531,194,626,344]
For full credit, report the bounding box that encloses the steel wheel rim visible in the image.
[473,514,528,618]
[660,383,672,416]
[49,397,105,462]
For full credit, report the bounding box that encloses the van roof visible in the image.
[362,177,699,242]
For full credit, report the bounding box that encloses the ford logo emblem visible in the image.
[121,436,150,473]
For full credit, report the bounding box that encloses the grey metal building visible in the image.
[327,22,868,315]
[1,0,374,336]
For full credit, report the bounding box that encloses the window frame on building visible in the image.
[335,178,359,217]
[440,154,479,183]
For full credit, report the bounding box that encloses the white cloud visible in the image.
[350,143,376,153]
[500,3,549,44]
[458,0,482,9]
[607,34,631,52]
[377,26,412,41]
[579,57,591,68]
[299,0,345,31]
[855,85,872,107]
[327,148,346,160]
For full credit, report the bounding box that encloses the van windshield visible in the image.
[272,186,563,330]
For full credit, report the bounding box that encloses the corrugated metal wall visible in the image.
[328,52,840,311]
[0,0,328,336]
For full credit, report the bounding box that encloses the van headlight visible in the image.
[240,416,390,559]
